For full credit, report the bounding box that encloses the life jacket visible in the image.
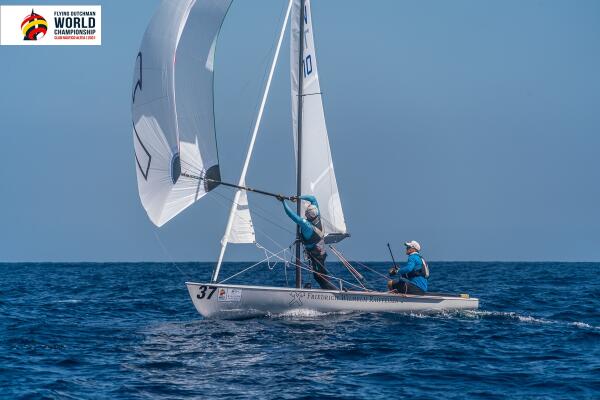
[302,216,326,256]
[404,255,430,279]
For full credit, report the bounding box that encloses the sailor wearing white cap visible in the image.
[387,240,429,294]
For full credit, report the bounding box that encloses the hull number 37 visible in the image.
[197,285,216,300]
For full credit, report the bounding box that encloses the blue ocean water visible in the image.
[1,262,598,399]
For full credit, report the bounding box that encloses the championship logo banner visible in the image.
[0,5,101,45]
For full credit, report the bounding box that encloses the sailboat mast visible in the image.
[295,0,306,288]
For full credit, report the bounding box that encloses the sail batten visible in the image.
[291,0,348,238]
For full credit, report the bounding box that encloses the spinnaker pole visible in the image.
[181,172,292,201]
[295,0,306,288]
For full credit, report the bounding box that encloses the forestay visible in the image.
[131,0,232,227]
[213,0,293,282]
[290,0,348,242]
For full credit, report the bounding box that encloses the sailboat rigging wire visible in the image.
[284,255,289,287]
[216,238,368,291]
[152,231,192,280]
[240,0,290,148]
[294,262,370,292]
[256,242,282,270]
[234,2,285,121]
[329,246,368,290]
[253,244,372,292]
[209,188,294,239]
[228,0,289,136]
[206,188,303,282]
[205,192,295,285]
[211,0,294,283]
[330,247,364,281]
[217,245,291,284]
[353,260,391,281]
[196,141,361,274]
[208,181,299,281]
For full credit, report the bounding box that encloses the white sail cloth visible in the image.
[132,0,231,227]
[290,0,348,240]
[225,188,255,244]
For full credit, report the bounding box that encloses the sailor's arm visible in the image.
[283,200,314,239]
[282,199,303,225]
[397,255,418,275]
[299,194,318,209]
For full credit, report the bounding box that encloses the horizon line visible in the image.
[1,260,599,264]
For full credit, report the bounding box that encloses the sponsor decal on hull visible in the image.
[218,288,242,302]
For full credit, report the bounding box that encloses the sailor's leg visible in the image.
[389,279,407,293]
[309,253,338,290]
[405,281,424,295]
[390,279,425,295]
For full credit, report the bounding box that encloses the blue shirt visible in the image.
[282,195,319,249]
[397,252,428,292]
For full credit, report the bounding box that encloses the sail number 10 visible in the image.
[197,285,217,300]
[303,54,313,78]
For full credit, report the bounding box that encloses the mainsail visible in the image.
[131,0,232,227]
[290,0,348,242]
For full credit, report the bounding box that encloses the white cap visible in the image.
[404,240,421,251]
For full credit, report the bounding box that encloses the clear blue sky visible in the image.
[1,0,599,262]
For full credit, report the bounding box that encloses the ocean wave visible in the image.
[409,309,600,330]
[2,261,599,399]
[269,308,353,319]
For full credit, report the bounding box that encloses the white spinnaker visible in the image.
[132,0,231,227]
[291,0,347,240]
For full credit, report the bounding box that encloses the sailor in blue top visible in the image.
[387,240,429,294]
[279,194,337,290]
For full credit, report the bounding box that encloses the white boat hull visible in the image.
[186,282,479,319]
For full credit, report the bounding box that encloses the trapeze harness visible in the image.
[301,216,337,290]
[402,255,430,280]
[302,216,325,254]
